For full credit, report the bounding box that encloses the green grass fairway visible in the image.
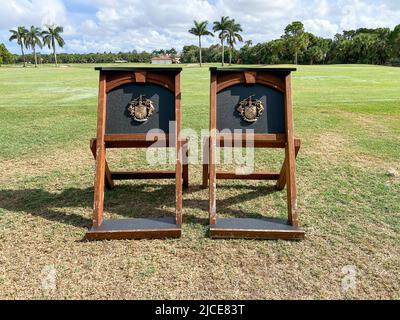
[0,64,399,299]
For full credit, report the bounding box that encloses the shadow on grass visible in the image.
[0,183,175,229]
[0,182,281,229]
[184,184,280,222]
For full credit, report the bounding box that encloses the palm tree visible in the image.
[26,26,42,67]
[226,20,243,65]
[42,25,65,67]
[9,26,28,67]
[188,20,213,67]
[213,16,231,66]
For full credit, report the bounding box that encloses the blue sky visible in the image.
[1,0,399,54]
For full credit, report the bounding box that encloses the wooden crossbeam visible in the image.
[201,137,301,188]
[111,171,175,180]
[90,138,189,189]
[216,172,280,180]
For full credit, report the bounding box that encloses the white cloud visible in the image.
[1,0,400,54]
[337,0,399,30]
[0,0,67,29]
[315,0,330,17]
[304,19,339,38]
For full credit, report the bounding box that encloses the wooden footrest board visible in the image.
[85,217,181,240]
[210,218,305,240]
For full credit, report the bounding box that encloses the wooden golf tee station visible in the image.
[86,67,188,240]
[203,67,305,240]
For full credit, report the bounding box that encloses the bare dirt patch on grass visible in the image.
[303,132,349,164]
[0,144,93,184]
[303,129,400,184]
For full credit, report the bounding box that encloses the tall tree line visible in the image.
[12,51,153,64]
[183,21,400,66]
[3,21,400,66]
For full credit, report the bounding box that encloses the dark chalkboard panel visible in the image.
[216,84,285,133]
[106,83,175,134]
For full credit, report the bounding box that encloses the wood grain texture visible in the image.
[210,218,304,240]
[86,229,181,240]
[85,217,181,241]
[244,71,257,84]
[216,71,285,93]
[106,71,175,93]
[276,139,301,190]
[216,172,280,180]
[90,138,114,190]
[135,71,147,83]
[202,136,209,189]
[91,137,189,185]
[92,72,107,227]
[217,133,286,148]
[209,73,217,225]
[111,171,175,180]
[175,73,183,226]
[210,229,304,240]
[283,74,299,227]
[182,142,189,189]
[104,134,188,149]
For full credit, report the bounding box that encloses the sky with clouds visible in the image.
[1,0,399,54]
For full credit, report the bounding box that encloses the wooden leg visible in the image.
[209,73,217,226]
[90,139,114,190]
[175,74,182,226]
[276,139,300,190]
[209,141,216,225]
[182,142,189,189]
[286,140,298,226]
[202,137,209,189]
[176,150,183,226]
[284,74,298,227]
[93,141,106,228]
[202,163,209,189]
[92,73,107,228]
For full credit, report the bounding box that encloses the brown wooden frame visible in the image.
[86,67,187,240]
[203,68,305,240]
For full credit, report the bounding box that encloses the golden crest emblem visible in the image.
[237,95,264,123]
[128,95,155,122]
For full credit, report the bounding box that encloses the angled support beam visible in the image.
[90,139,114,190]
[276,139,301,191]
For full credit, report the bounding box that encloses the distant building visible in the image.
[151,54,173,65]
[173,55,181,64]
